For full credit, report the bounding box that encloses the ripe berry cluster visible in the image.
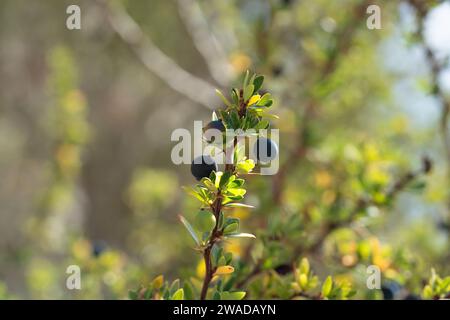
[182,71,279,300]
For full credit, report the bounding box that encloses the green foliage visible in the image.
[422,269,450,299]
[2,0,450,302]
[141,71,276,300]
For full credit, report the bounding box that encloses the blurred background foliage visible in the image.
[0,0,449,299]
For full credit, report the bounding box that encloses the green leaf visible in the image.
[182,186,209,205]
[211,245,223,265]
[218,256,227,266]
[261,112,279,120]
[215,89,232,107]
[223,277,235,292]
[299,273,308,290]
[169,279,180,295]
[299,258,310,275]
[225,217,239,225]
[224,252,233,264]
[243,70,250,88]
[212,111,219,121]
[219,110,233,128]
[223,202,254,209]
[144,288,153,299]
[225,232,256,239]
[202,178,218,192]
[230,110,241,129]
[228,195,243,201]
[244,84,255,101]
[213,291,222,300]
[179,215,200,246]
[218,211,225,229]
[128,290,138,300]
[219,172,233,190]
[422,285,433,299]
[223,222,239,234]
[347,289,357,298]
[231,89,239,105]
[221,291,246,300]
[198,187,213,204]
[236,159,255,174]
[249,73,256,87]
[253,75,264,92]
[321,276,333,298]
[214,171,223,188]
[226,188,246,197]
[183,282,194,300]
[171,288,184,300]
[257,93,272,106]
[255,119,269,130]
[163,289,170,300]
[228,178,245,188]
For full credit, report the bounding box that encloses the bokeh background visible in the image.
[0,0,449,299]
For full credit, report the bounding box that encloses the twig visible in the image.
[200,192,223,300]
[97,0,218,109]
[200,93,244,299]
[177,0,234,85]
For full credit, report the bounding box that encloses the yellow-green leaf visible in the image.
[214,265,235,276]
[221,291,246,300]
[300,258,310,275]
[171,288,184,300]
[152,275,164,289]
[299,273,308,290]
[247,94,261,106]
[321,276,333,298]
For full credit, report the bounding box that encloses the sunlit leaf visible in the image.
[215,89,232,107]
[152,275,164,289]
[243,84,254,101]
[223,202,254,209]
[225,232,256,239]
[321,276,333,298]
[220,291,246,300]
[214,265,235,276]
[179,215,200,246]
[171,288,184,300]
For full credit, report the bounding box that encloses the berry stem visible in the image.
[200,192,222,300]
[200,130,239,299]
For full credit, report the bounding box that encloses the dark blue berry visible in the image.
[204,120,225,143]
[191,155,218,181]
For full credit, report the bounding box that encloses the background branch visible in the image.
[98,0,218,109]
[177,0,234,86]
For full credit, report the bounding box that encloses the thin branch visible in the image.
[200,93,245,299]
[200,192,223,300]
[177,0,234,85]
[97,0,218,109]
